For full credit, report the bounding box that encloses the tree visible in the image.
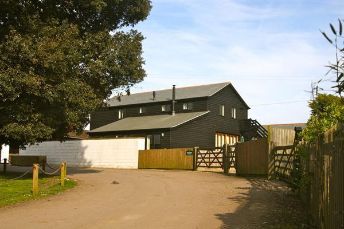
[302,94,344,142]
[321,19,344,96]
[0,0,152,148]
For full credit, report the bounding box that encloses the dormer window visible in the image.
[183,103,193,110]
[118,109,124,119]
[161,105,171,112]
[231,108,236,119]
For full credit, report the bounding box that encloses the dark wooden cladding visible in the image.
[90,109,116,130]
[90,83,252,149]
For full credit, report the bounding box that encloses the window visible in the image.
[231,108,236,119]
[161,104,171,112]
[118,109,124,119]
[139,107,146,114]
[219,105,225,116]
[215,133,239,147]
[153,134,161,145]
[183,103,193,110]
[146,134,162,149]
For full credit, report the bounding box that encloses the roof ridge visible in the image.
[109,82,231,100]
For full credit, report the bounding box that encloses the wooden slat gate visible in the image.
[272,144,296,184]
[196,145,236,170]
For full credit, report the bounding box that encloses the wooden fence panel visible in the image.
[267,127,295,146]
[138,148,194,170]
[235,138,268,175]
[308,125,344,229]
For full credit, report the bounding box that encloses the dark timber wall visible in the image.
[170,113,212,148]
[90,84,250,149]
[207,84,248,134]
[90,98,207,130]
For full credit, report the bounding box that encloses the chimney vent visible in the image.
[152,91,156,100]
[172,85,176,115]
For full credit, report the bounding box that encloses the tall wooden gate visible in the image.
[235,138,269,175]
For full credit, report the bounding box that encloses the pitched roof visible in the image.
[89,111,209,133]
[107,82,230,107]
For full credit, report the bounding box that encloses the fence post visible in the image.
[64,162,67,178]
[60,162,66,187]
[193,147,198,171]
[3,158,7,174]
[32,164,39,195]
[223,144,229,175]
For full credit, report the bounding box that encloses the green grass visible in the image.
[0,172,76,207]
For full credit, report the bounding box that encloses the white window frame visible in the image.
[231,107,236,119]
[183,103,188,110]
[161,105,171,112]
[139,107,145,114]
[118,109,124,119]
[183,103,193,110]
[161,105,166,112]
[219,105,225,116]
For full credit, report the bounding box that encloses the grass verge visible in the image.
[0,172,76,207]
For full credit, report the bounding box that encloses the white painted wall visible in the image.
[20,138,145,169]
[1,144,9,163]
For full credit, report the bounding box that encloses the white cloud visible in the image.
[130,0,341,124]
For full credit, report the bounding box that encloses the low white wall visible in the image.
[20,138,145,169]
[1,144,9,163]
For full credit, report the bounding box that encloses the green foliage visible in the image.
[320,19,344,96]
[291,145,311,192]
[302,94,344,142]
[0,1,152,147]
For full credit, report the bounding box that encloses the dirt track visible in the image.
[0,168,308,229]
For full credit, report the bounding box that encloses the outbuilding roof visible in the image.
[107,82,231,107]
[89,111,210,133]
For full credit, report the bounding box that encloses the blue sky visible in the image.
[129,0,344,124]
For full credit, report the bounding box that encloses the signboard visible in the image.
[185,150,193,156]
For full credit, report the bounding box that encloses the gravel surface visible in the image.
[0,168,310,229]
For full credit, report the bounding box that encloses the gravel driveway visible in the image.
[0,168,308,229]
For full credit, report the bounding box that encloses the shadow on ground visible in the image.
[216,177,313,229]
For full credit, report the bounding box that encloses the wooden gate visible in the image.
[196,147,223,168]
[235,138,269,175]
[272,144,296,183]
[196,145,235,169]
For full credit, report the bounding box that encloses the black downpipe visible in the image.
[172,85,176,115]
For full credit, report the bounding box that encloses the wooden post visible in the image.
[267,126,275,180]
[223,144,229,175]
[267,141,275,180]
[193,147,198,171]
[32,164,39,195]
[64,161,67,178]
[3,158,7,174]
[60,162,66,187]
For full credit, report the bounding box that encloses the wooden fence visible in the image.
[306,125,344,229]
[138,148,194,170]
[235,138,269,175]
[267,126,295,146]
[269,125,343,228]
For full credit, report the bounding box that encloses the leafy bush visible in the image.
[302,94,344,142]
